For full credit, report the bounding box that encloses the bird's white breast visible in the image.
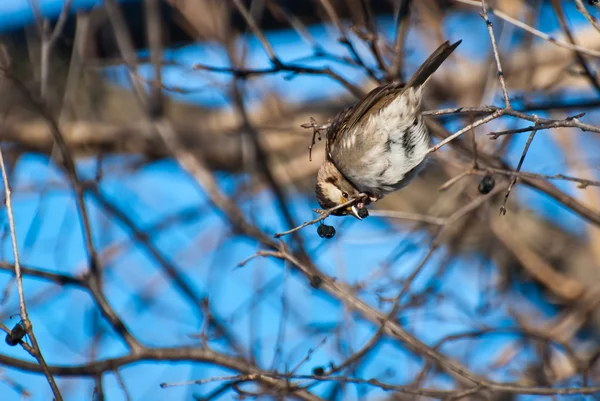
[347,88,430,195]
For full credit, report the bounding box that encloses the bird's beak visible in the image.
[350,205,362,220]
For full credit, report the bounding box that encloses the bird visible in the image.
[315,39,461,219]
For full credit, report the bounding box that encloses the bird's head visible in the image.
[315,161,364,219]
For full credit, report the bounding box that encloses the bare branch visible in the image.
[0,142,63,399]
[480,0,511,108]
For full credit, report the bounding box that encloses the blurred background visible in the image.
[1,0,600,400]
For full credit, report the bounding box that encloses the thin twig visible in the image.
[427,109,505,153]
[305,117,324,162]
[388,0,412,80]
[237,251,283,268]
[438,169,477,191]
[192,62,364,98]
[500,125,539,215]
[0,70,102,278]
[551,0,600,94]
[488,112,586,138]
[30,0,73,100]
[315,0,379,81]
[456,0,600,57]
[486,167,600,189]
[0,145,63,400]
[575,0,600,35]
[480,0,511,108]
[273,197,363,238]
[230,0,278,62]
[144,0,164,117]
[113,369,132,401]
[289,337,327,376]
[103,0,148,110]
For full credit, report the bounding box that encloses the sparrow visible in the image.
[315,39,461,219]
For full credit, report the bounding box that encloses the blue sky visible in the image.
[0,0,102,31]
[0,1,599,400]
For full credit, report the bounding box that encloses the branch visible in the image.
[273,197,364,238]
[0,138,63,399]
[480,0,511,108]
[457,0,600,57]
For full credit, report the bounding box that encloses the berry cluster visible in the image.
[317,224,336,238]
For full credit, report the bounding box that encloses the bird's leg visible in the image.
[360,192,382,205]
[356,193,367,209]
[357,193,381,208]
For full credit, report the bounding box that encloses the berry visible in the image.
[357,207,369,219]
[317,224,328,238]
[324,225,336,238]
[5,322,26,346]
[478,175,495,194]
[317,224,336,239]
[312,366,325,376]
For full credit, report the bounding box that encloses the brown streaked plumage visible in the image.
[315,40,461,219]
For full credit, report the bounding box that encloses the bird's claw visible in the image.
[356,193,381,208]
[360,193,381,203]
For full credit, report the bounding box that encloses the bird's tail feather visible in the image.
[405,39,461,89]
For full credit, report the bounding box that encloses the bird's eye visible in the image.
[342,192,348,199]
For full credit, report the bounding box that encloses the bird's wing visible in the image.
[344,83,405,131]
[326,83,403,155]
[324,104,354,159]
[328,39,461,146]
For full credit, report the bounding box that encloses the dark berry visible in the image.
[317,224,328,238]
[312,366,325,376]
[357,207,369,219]
[478,175,495,194]
[317,224,335,239]
[5,322,26,346]
[310,275,322,288]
